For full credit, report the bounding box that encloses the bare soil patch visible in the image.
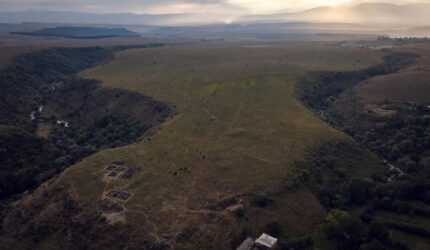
[106,190,132,201]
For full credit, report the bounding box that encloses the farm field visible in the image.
[1,42,385,249]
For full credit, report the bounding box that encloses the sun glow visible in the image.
[314,0,352,6]
[227,0,353,13]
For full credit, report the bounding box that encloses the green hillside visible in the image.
[0,43,386,249]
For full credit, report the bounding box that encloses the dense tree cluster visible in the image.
[304,145,430,250]
[0,44,163,128]
[356,104,430,173]
[0,47,115,205]
[0,47,114,128]
[295,50,430,248]
[378,36,430,45]
[323,210,411,250]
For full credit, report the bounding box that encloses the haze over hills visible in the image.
[0,11,232,26]
[0,2,429,28]
[236,3,430,27]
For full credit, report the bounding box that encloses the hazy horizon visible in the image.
[1,0,429,15]
[1,0,430,28]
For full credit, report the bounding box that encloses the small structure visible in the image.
[104,163,142,179]
[105,164,118,171]
[255,233,278,249]
[105,164,128,178]
[236,233,278,250]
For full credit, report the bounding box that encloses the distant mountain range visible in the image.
[0,3,429,28]
[236,3,430,28]
[11,26,140,39]
[0,11,230,26]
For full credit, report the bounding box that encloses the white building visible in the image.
[236,233,278,250]
[254,233,278,249]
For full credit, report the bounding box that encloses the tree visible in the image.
[367,222,389,244]
[325,210,366,249]
[348,178,374,205]
[398,156,417,172]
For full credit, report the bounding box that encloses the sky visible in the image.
[0,0,428,14]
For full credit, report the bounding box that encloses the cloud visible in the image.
[227,0,430,13]
[0,0,245,14]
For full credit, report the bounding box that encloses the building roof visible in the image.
[255,233,278,248]
[236,237,254,250]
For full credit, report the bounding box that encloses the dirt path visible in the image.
[228,145,279,165]
[127,208,162,242]
[386,162,405,182]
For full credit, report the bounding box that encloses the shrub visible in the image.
[252,194,274,208]
[266,221,282,238]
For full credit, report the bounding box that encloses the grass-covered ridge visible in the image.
[1,43,386,249]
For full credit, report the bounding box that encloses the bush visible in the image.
[279,236,314,250]
[367,222,389,244]
[234,208,245,218]
[266,221,282,238]
[325,210,366,249]
[252,194,274,208]
[348,178,374,206]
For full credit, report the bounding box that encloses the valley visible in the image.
[0,17,429,249]
[0,42,397,249]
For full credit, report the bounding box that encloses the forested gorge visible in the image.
[0,45,171,221]
[296,51,430,250]
[298,52,418,112]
